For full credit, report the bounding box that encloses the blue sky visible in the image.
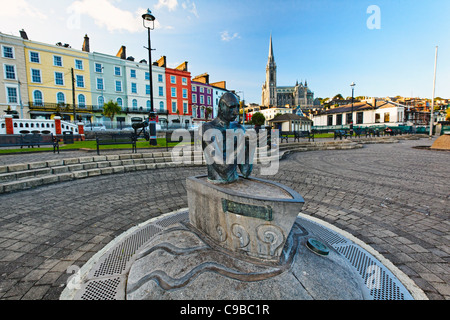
[1,0,449,104]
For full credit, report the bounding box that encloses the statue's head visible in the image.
[217,92,240,123]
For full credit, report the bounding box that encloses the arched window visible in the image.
[78,94,86,108]
[159,101,164,112]
[57,92,65,104]
[132,99,138,110]
[98,96,104,108]
[33,90,43,106]
[117,97,123,108]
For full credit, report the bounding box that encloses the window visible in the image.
[78,94,86,107]
[356,112,364,124]
[75,59,83,70]
[98,96,105,108]
[171,101,177,113]
[171,87,176,98]
[183,102,188,114]
[158,86,164,97]
[4,65,16,80]
[170,75,176,84]
[375,114,380,123]
[207,88,211,94]
[146,84,150,95]
[182,77,187,85]
[115,80,122,92]
[95,63,103,73]
[200,87,204,93]
[346,113,352,124]
[55,72,64,85]
[192,85,196,92]
[132,99,138,110]
[207,96,211,105]
[57,92,65,104]
[384,113,390,123]
[146,100,151,111]
[76,75,84,88]
[114,66,121,76]
[117,97,123,108]
[6,87,17,103]
[31,69,42,83]
[96,78,104,90]
[159,101,164,112]
[158,74,163,82]
[130,69,136,78]
[182,88,188,99]
[30,51,40,63]
[336,114,342,126]
[192,94,197,103]
[33,90,43,106]
[131,82,137,94]
[327,115,333,126]
[53,56,63,67]
[2,46,14,59]
[145,72,150,80]
[200,95,204,104]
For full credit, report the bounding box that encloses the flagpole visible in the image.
[429,46,438,138]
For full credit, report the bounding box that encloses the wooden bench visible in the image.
[281,130,315,143]
[0,133,59,153]
[354,128,365,138]
[96,133,137,155]
[334,130,351,140]
[294,130,314,142]
[365,129,380,137]
[279,131,292,143]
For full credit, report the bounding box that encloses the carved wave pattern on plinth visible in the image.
[127,223,307,294]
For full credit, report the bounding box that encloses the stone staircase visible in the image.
[0,151,204,194]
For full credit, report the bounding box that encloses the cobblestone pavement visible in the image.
[0,138,448,300]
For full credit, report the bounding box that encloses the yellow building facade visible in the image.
[23,40,91,121]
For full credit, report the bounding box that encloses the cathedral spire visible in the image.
[268,33,274,63]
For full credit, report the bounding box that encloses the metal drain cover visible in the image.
[306,238,329,256]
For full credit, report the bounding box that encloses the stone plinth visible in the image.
[186,175,304,262]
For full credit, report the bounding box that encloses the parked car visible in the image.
[85,123,106,131]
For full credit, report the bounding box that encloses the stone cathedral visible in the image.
[261,35,314,109]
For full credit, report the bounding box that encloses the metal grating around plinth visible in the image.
[74,210,188,300]
[299,217,414,300]
[70,210,416,300]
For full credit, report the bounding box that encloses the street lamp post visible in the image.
[236,91,245,125]
[350,82,355,135]
[142,9,157,146]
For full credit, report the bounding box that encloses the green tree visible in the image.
[102,100,122,126]
[251,112,266,126]
[333,94,344,100]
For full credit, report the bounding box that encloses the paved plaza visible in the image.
[0,137,448,300]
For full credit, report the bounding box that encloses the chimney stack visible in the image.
[116,46,126,60]
[82,34,90,52]
[19,29,28,40]
[157,56,166,68]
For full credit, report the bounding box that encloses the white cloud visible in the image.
[155,0,178,11]
[68,0,146,33]
[182,1,199,18]
[220,31,240,42]
[0,0,47,19]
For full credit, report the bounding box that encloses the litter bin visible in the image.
[63,132,74,144]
